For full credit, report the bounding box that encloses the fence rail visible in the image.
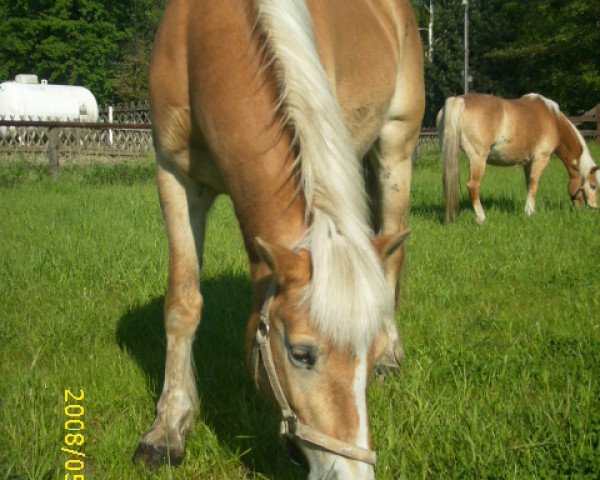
[568,103,600,141]
[99,101,151,124]
[2,100,599,178]
[0,116,153,177]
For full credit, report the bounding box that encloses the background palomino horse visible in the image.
[438,93,600,224]
[136,0,424,478]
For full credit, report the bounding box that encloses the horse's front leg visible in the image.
[135,159,216,466]
[524,154,550,216]
[369,118,418,371]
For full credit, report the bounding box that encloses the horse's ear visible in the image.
[255,237,311,287]
[371,229,411,262]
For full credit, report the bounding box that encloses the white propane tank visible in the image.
[0,74,99,133]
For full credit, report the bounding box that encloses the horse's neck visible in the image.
[229,158,307,265]
[555,113,583,179]
[232,163,306,306]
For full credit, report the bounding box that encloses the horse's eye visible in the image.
[590,184,597,191]
[289,345,316,369]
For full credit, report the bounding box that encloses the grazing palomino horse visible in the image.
[136,0,424,478]
[438,93,600,224]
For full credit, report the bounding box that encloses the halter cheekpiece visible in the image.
[252,280,377,466]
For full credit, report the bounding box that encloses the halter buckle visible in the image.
[255,317,270,344]
[280,411,298,437]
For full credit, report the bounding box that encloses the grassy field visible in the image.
[1,145,599,480]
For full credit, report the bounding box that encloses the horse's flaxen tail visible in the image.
[254,1,391,350]
[439,96,465,224]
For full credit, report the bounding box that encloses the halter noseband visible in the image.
[570,180,587,203]
[570,172,599,204]
[252,280,377,466]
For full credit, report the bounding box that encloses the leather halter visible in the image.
[252,280,377,466]
[569,177,587,203]
[570,173,599,204]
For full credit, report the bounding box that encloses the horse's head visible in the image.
[570,165,600,209]
[248,231,408,479]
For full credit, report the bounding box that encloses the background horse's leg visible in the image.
[465,152,488,224]
[524,154,550,216]
[135,154,216,466]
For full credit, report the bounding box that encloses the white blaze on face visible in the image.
[352,352,373,479]
[305,351,375,480]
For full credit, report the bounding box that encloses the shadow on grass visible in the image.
[116,274,303,479]
[411,195,521,224]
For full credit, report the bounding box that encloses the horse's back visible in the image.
[461,94,506,149]
[500,96,560,161]
[459,93,559,163]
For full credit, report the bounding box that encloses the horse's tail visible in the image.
[254,1,391,350]
[439,96,464,224]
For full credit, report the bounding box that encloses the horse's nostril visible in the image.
[285,437,309,471]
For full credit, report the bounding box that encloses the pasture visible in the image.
[1,144,599,479]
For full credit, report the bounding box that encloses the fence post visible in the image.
[108,106,114,146]
[412,143,420,165]
[48,127,60,179]
[596,103,600,144]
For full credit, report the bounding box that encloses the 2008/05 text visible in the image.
[63,389,85,479]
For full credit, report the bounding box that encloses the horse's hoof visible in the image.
[373,362,400,381]
[374,339,404,379]
[134,441,184,467]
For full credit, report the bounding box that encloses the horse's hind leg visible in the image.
[465,152,488,224]
[524,154,550,216]
[135,153,216,466]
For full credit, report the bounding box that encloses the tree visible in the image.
[413,0,512,125]
[412,0,599,123]
[112,0,166,102]
[0,0,129,104]
[486,0,600,114]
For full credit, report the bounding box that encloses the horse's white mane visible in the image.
[255,0,392,351]
[523,93,600,177]
[523,93,598,178]
[523,93,561,114]
[569,117,598,178]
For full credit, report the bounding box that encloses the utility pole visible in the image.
[427,0,434,62]
[418,0,435,62]
[462,0,469,94]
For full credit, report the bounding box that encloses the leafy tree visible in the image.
[487,0,600,114]
[0,0,165,104]
[0,0,130,104]
[112,0,166,102]
[1,0,597,111]
[413,0,513,125]
[412,0,600,124]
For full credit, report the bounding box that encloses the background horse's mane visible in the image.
[570,119,598,179]
[523,93,597,178]
[523,93,560,115]
[255,0,392,351]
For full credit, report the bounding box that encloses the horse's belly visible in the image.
[487,141,528,166]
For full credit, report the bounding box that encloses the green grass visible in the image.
[1,146,599,479]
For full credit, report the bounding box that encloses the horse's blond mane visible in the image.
[524,93,600,178]
[523,93,561,115]
[567,115,598,178]
[255,0,391,351]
